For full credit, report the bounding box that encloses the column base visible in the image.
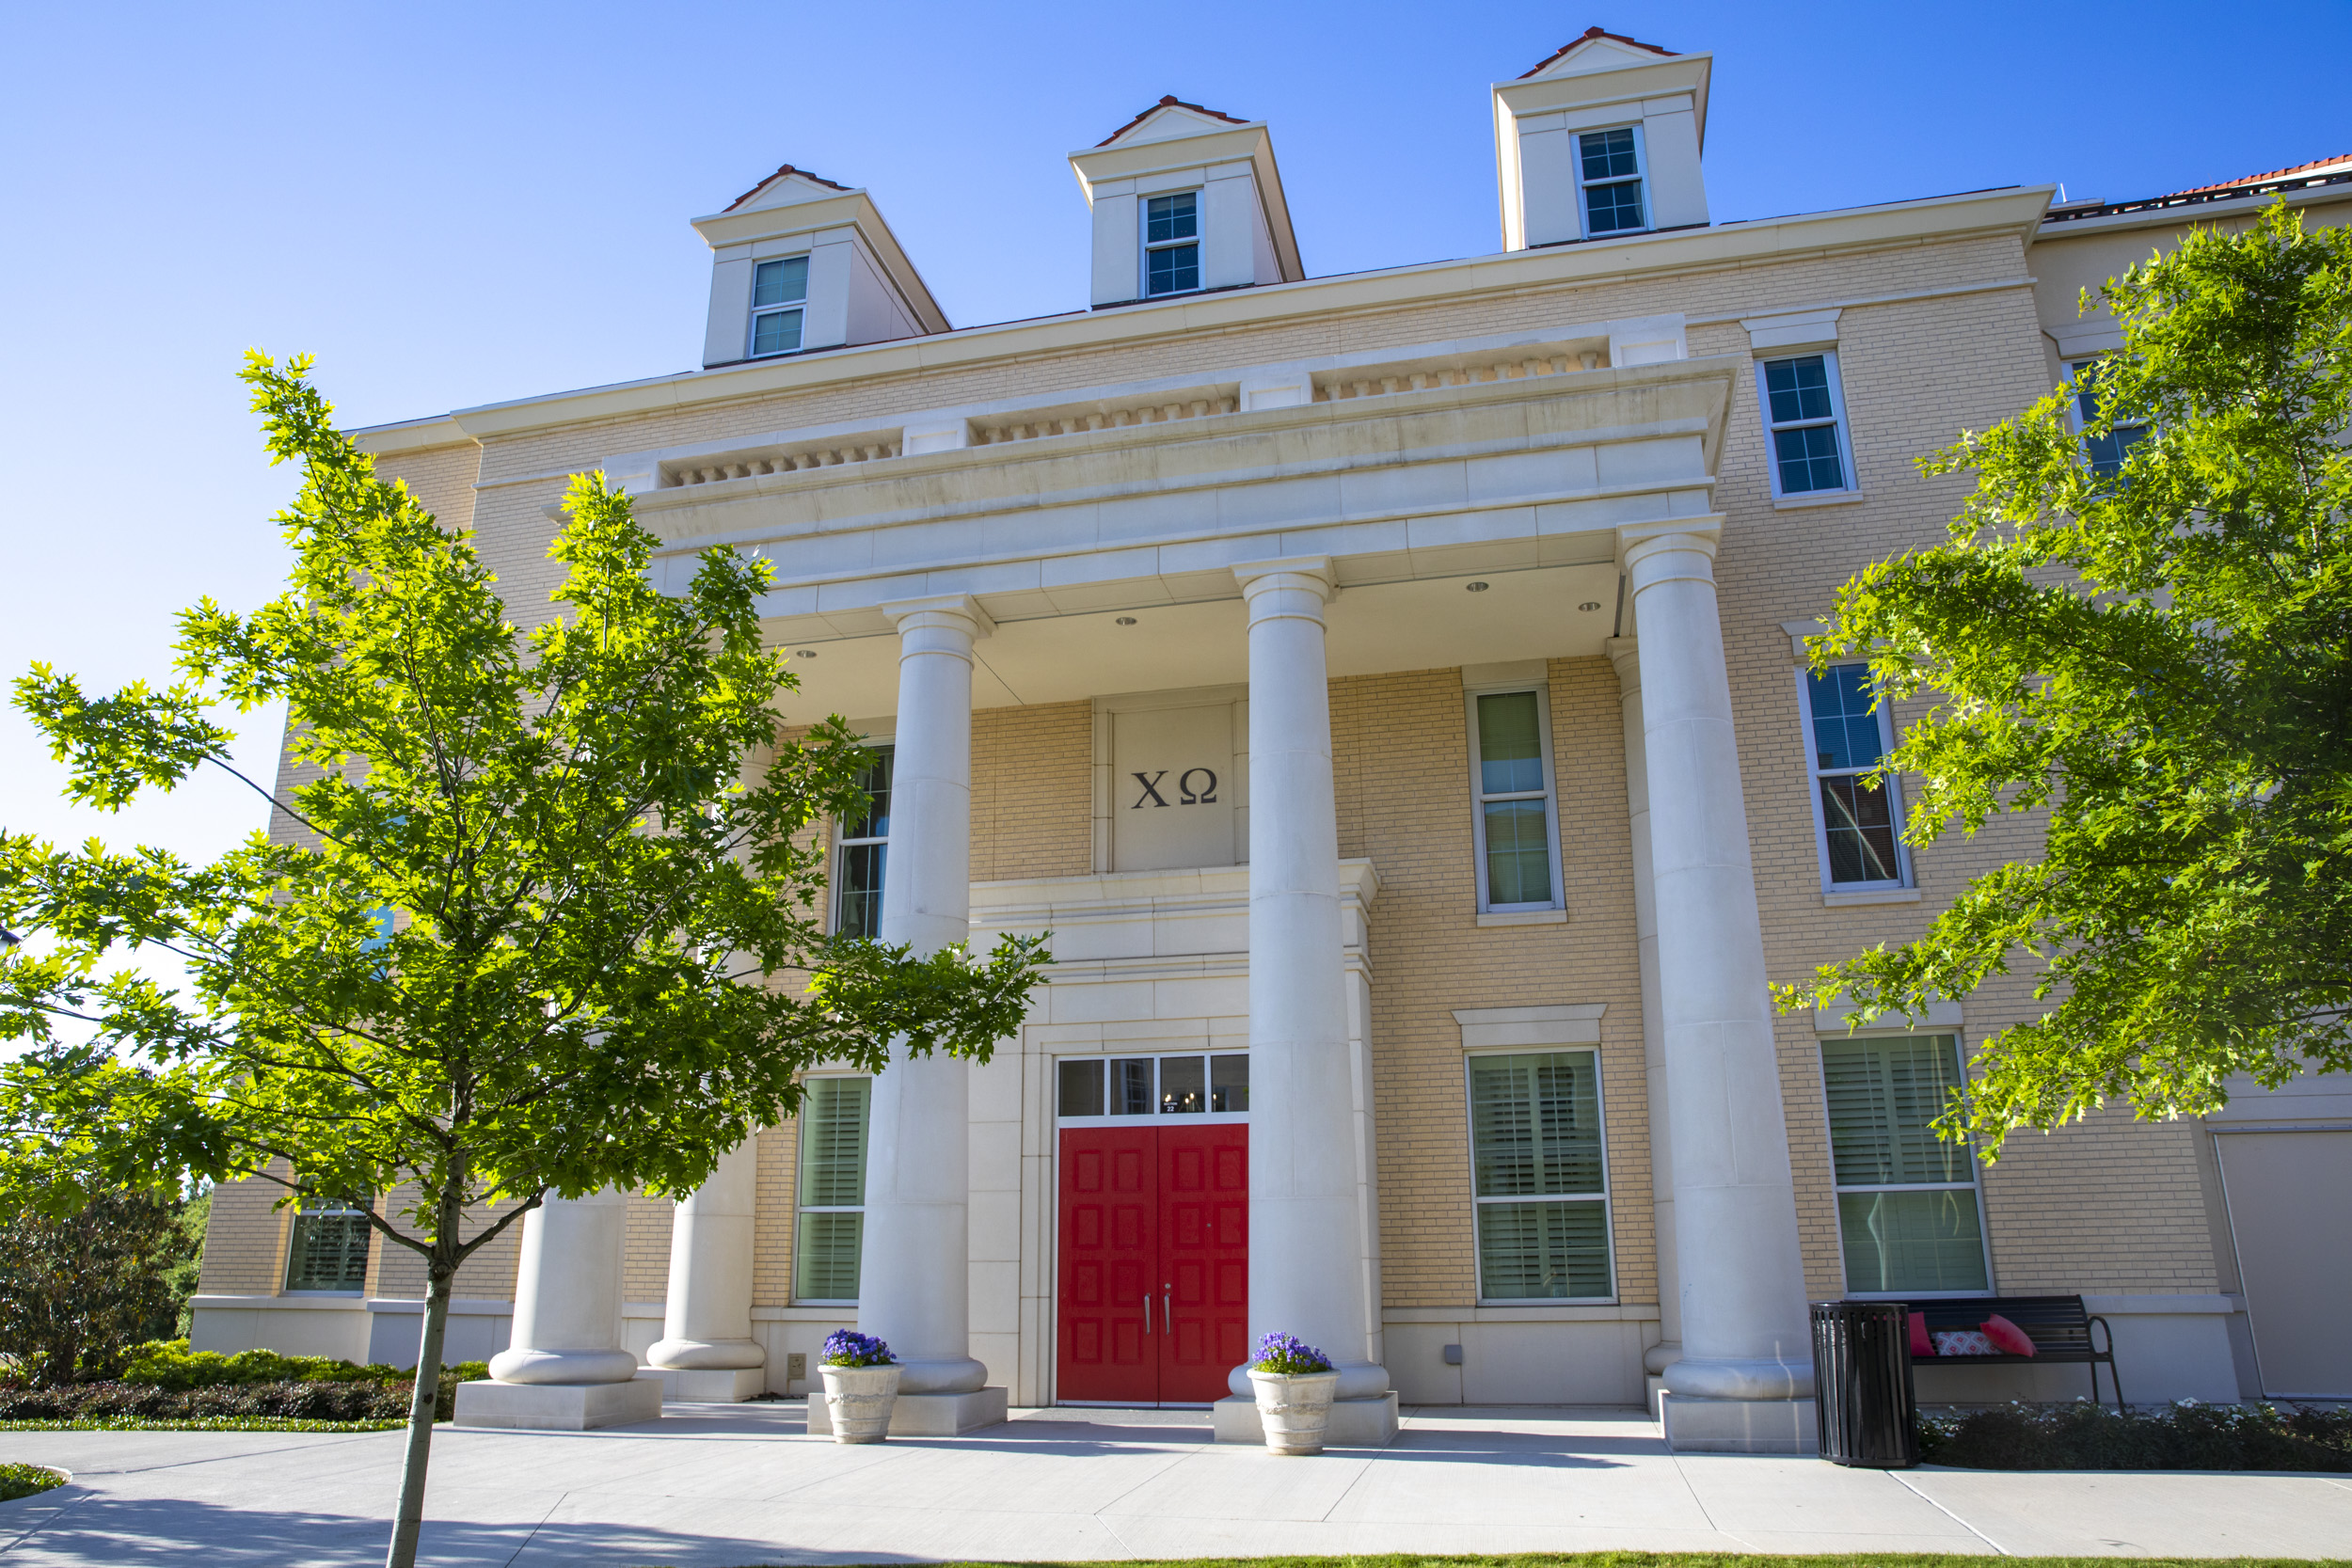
[659,1366,768,1402]
[1659,1392,1817,1454]
[804,1386,1008,1437]
[1212,1391,1399,1447]
[453,1371,664,1431]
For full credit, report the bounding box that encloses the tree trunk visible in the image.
[385,1263,453,1568]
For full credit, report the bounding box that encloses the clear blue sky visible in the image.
[2,0,2346,943]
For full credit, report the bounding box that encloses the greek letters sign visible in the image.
[1110,703,1240,872]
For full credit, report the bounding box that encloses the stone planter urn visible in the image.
[816,1330,901,1444]
[1248,1368,1341,1454]
[818,1362,902,1444]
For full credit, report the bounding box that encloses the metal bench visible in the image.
[1903,1293,2122,1412]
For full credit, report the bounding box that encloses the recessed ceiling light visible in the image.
[792,649,818,658]
[1114,616,1138,626]
[1466,581,1489,593]
[1579,601,1602,611]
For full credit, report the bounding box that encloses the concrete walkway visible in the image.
[1,1403,2348,1565]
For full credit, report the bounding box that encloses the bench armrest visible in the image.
[2087,1314,2116,1358]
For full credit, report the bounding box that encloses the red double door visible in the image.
[1057,1123,1247,1405]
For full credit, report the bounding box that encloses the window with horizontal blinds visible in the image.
[1468,688,1562,912]
[285,1193,372,1293]
[793,1076,870,1303]
[1820,1035,1989,1293]
[1468,1051,1613,1300]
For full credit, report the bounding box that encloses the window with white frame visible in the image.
[1057,1053,1249,1117]
[1468,687,1562,913]
[793,1075,870,1303]
[749,255,810,358]
[834,746,892,939]
[1469,1051,1613,1300]
[1576,127,1647,236]
[1143,191,1200,296]
[1801,663,1907,889]
[1758,353,1854,496]
[1820,1034,1990,1294]
[285,1191,372,1293]
[2068,359,2151,478]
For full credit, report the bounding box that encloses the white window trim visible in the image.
[747,253,811,360]
[283,1193,372,1296]
[1140,188,1202,299]
[832,735,894,938]
[1795,664,1911,893]
[1812,1028,1995,1301]
[1574,123,1650,240]
[791,1069,870,1307]
[1465,682,1565,915]
[1463,1043,1617,1306]
[1756,351,1858,499]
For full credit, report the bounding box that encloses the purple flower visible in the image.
[820,1330,895,1369]
[1250,1332,1334,1374]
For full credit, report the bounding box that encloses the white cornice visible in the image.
[2031,179,2352,242]
[371,184,2051,447]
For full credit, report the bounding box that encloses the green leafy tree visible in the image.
[0,356,1048,1568]
[1780,203,2350,1152]
[0,1186,194,1386]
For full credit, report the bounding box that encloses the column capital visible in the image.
[1604,635,1641,694]
[878,593,995,642]
[1232,555,1334,628]
[1614,515,1724,569]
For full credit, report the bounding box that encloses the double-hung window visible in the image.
[1468,687,1562,914]
[793,1075,870,1303]
[1758,354,1854,497]
[1576,127,1647,236]
[749,255,809,358]
[1469,1051,1613,1300]
[2068,359,2150,478]
[834,746,892,939]
[1820,1034,1990,1294]
[1800,663,1907,889]
[1143,192,1200,297]
[285,1191,372,1293]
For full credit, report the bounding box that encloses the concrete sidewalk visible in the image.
[1,1403,2347,1565]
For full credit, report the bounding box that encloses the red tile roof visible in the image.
[1518,25,1679,79]
[1095,95,1251,149]
[2168,152,2352,197]
[723,163,853,213]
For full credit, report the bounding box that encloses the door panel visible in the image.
[1057,1127,1157,1403]
[1158,1123,1249,1403]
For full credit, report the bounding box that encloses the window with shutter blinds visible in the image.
[1820,1035,1990,1293]
[285,1193,372,1293]
[793,1076,870,1303]
[1468,1051,1613,1300]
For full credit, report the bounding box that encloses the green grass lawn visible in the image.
[0,1418,407,1433]
[0,1463,64,1502]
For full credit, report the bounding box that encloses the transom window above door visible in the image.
[1059,1053,1248,1118]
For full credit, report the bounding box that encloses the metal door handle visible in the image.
[1143,1295,1152,1334]
[1164,1291,1171,1330]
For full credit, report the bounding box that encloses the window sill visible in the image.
[1476,908,1568,927]
[1773,489,1867,510]
[1822,887,1920,906]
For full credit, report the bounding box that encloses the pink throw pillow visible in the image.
[1910,1312,1931,1357]
[1982,1313,2037,1356]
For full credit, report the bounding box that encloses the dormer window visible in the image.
[1578,128,1647,235]
[750,255,809,357]
[1144,192,1200,296]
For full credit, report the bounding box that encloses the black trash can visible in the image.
[1810,1299,1918,1467]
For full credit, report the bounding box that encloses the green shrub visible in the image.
[114,1338,487,1394]
[1918,1400,2352,1470]
[0,1463,63,1502]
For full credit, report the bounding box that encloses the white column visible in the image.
[1608,636,1682,1370]
[1231,557,1388,1402]
[647,1136,765,1379]
[856,594,993,1396]
[1618,520,1812,1402]
[488,1189,638,1386]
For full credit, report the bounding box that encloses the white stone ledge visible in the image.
[1386,1304,1659,1323]
[1474,908,1568,927]
[1772,488,1868,510]
[1821,886,1922,906]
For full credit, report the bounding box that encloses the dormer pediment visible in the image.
[723,163,856,214]
[1518,27,1681,80]
[1070,97,1304,309]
